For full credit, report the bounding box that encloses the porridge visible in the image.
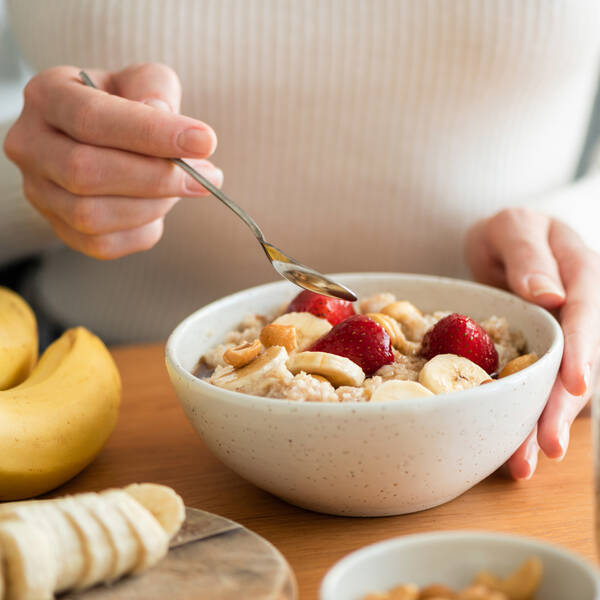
[195,290,535,403]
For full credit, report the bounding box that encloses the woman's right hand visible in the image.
[3,63,222,259]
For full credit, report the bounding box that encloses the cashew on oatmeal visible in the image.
[195,291,535,403]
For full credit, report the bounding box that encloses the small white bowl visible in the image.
[320,531,600,600]
[166,273,563,516]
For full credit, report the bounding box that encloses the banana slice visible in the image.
[35,502,85,592]
[366,313,420,356]
[272,312,332,350]
[75,493,138,581]
[287,351,365,387]
[0,502,67,591]
[418,354,491,394]
[102,490,169,574]
[371,380,434,402]
[0,518,56,600]
[124,483,185,540]
[359,293,396,315]
[57,496,114,589]
[381,301,427,341]
[210,345,290,394]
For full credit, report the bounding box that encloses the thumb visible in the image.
[111,63,183,114]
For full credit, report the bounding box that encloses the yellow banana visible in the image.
[0,327,121,500]
[0,287,38,390]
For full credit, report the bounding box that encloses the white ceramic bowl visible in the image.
[166,273,563,516]
[320,531,600,600]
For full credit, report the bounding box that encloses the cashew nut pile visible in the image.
[363,557,542,600]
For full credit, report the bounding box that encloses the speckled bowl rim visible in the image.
[165,273,564,412]
[319,530,600,599]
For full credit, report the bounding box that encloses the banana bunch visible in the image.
[0,288,37,391]
[0,287,121,501]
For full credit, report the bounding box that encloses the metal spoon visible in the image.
[79,71,357,302]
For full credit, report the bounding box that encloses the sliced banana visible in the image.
[287,351,365,387]
[381,300,427,341]
[0,502,67,591]
[34,502,85,592]
[272,312,332,350]
[57,496,114,589]
[102,490,169,574]
[210,345,290,394]
[371,380,434,402]
[76,493,138,581]
[124,483,185,540]
[498,353,538,379]
[359,293,396,315]
[418,354,491,394]
[366,313,420,356]
[0,518,56,600]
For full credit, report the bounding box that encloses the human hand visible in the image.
[3,63,222,259]
[465,208,600,479]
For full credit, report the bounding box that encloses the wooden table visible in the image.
[55,344,597,599]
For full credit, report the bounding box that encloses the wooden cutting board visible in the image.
[65,508,297,599]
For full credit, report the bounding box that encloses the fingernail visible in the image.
[185,166,223,193]
[526,274,565,299]
[556,422,570,461]
[142,98,172,112]
[177,128,214,155]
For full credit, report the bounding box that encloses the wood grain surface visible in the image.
[51,344,597,600]
[64,508,296,599]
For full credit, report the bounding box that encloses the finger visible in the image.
[486,208,565,309]
[32,127,222,198]
[537,376,587,459]
[505,426,539,480]
[41,66,216,157]
[25,177,179,235]
[464,220,508,289]
[110,63,182,114]
[46,214,165,260]
[550,221,600,396]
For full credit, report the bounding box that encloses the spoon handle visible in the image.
[78,71,265,242]
[170,158,264,240]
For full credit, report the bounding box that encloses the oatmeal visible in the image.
[196,290,532,403]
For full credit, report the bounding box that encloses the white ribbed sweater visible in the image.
[1,0,600,343]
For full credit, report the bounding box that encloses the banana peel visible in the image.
[0,287,38,390]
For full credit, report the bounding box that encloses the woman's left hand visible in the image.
[465,208,600,479]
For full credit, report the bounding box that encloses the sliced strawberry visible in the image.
[421,313,499,374]
[285,290,355,326]
[309,315,394,376]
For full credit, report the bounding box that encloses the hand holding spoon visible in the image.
[79,71,357,302]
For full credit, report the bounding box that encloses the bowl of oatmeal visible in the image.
[166,273,563,516]
[320,531,599,600]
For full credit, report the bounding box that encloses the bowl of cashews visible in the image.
[166,273,563,516]
[320,531,600,600]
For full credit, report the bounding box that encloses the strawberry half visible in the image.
[309,314,394,376]
[285,290,355,326]
[420,313,499,374]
